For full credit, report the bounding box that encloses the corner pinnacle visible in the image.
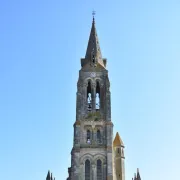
[113,132,124,147]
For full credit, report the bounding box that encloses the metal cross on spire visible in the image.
[92,10,96,17]
[92,10,96,23]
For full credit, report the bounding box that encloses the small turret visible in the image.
[113,132,124,148]
[113,132,125,180]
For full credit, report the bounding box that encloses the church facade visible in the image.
[45,17,141,180]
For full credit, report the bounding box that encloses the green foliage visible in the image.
[86,111,101,121]
[94,117,98,121]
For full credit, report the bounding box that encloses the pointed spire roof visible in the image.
[137,168,141,180]
[50,173,53,180]
[85,16,105,67]
[113,132,124,147]
[46,170,51,180]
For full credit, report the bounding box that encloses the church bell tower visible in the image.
[66,16,125,180]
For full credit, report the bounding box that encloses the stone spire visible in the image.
[132,168,141,180]
[46,171,51,180]
[46,170,55,180]
[85,16,105,67]
[50,173,53,180]
[137,168,141,180]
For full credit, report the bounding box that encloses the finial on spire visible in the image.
[92,10,96,17]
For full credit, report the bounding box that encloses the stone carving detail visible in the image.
[83,82,88,87]
[100,83,104,88]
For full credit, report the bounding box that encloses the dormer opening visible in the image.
[92,54,95,63]
[91,49,97,67]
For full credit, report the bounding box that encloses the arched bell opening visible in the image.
[96,81,100,111]
[87,81,92,112]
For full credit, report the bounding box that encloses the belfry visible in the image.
[45,16,141,180]
[68,16,116,180]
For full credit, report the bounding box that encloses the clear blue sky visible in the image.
[0,0,180,180]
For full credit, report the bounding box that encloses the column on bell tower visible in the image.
[105,77,111,121]
[73,121,81,146]
[106,121,113,180]
[99,82,104,117]
[82,81,88,116]
[76,82,82,120]
[91,82,96,112]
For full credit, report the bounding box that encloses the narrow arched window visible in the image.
[96,81,100,111]
[97,159,102,180]
[87,81,92,112]
[87,130,91,144]
[85,159,91,180]
[97,129,101,143]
